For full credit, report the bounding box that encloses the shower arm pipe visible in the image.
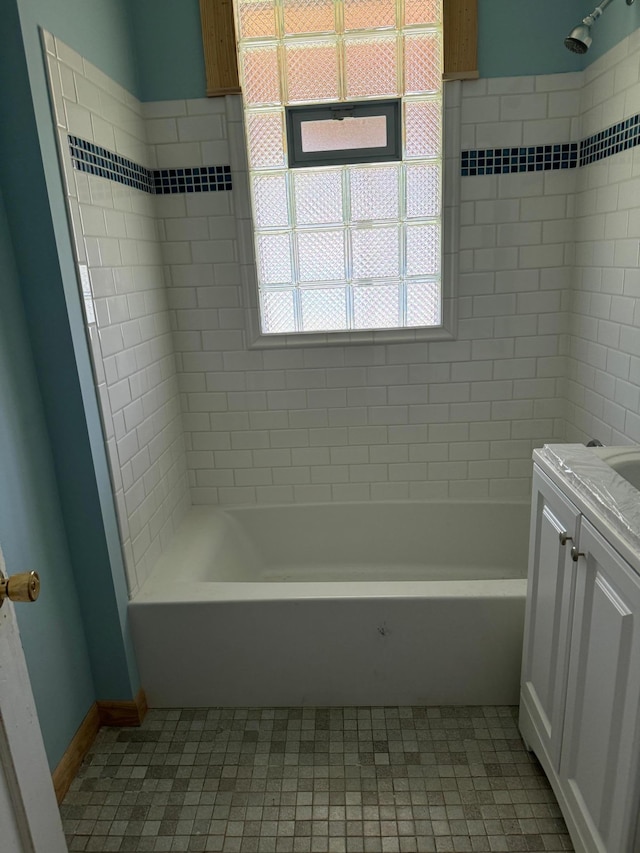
[583,0,635,25]
[582,0,614,26]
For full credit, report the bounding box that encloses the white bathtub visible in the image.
[130,501,529,707]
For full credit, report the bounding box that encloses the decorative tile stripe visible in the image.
[580,114,640,166]
[68,135,232,194]
[461,113,640,176]
[153,166,232,194]
[461,143,578,177]
[69,135,154,192]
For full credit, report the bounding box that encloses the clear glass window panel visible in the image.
[349,165,399,222]
[344,36,398,100]
[297,230,345,281]
[261,289,297,333]
[344,0,396,30]
[352,283,400,329]
[237,0,277,39]
[247,112,286,169]
[257,233,293,283]
[241,45,281,106]
[283,0,335,34]
[404,33,442,95]
[351,226,399,279]
[404,99,441,158]
[285,42,339,103]
[300,115,388,152]
[300,287,347,331]
[405,163,441,218]
[293,169,343,225]
[252,173,290,229]
[404,0,442,26]
[406,280,441,327]
[406,223,440,276]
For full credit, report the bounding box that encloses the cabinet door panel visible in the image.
[561,519,640,853]
[520,469,579,766]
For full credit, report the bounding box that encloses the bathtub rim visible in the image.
[131,577,527,604]
[132,499,531,603]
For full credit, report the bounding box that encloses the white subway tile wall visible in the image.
[158,76,580,506]
[44,28,640,594]
[44,35,190,596]
[567,29,640,446]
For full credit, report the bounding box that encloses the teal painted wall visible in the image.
[478,0,584,77]
[479,0,640,77]
[0,186,96,770]
[132,0,207,101]
[0,0,140,766]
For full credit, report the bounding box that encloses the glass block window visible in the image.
[234,0,443,336]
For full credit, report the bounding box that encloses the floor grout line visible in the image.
[61,705,573,853]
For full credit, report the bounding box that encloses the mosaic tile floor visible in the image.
[61,706,573,853]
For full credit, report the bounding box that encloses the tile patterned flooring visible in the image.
[61,706,574,853]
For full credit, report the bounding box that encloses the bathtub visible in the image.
[129,501,529,707]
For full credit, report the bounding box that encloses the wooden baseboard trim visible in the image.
[52,689,148,804]
[97,687,148,727]
[52,702,100,804]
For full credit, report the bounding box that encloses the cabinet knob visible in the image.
[571,546,585,563]
[559,532,573,546]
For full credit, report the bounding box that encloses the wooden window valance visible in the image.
[199,0,478,97]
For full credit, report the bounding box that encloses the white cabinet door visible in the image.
[560,518,640,853]
[520,468,580,768]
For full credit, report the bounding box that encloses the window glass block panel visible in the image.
[405,163,441,218]
[353,283,400,329]
[252,173,290,228]
[247,112,286,169]
[261,289,297,333]
[344,36,398,99]
[351,227,399,279]
[285,42,339,102]
[297,230,345,281]
[406,280,441,326]
[344,0,396,30]
[283,0,335,34]
[237,0,277,38]
[404,99,441,158]
[349,166,399,222]
[404,0,442,25]
[293,169,343,225]
[257,233,293,283]
[404,33,442,94]
[406,223,440,276]
[241,45,281,105]
[300,287,347,331]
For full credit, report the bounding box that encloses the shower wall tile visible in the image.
[43,34,190,596]
[566,30,640,448]
[154,76,581,506]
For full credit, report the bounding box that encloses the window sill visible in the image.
[244,299,457,349]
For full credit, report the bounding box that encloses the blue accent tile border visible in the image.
[153,166,232,195]
[580,114,640,166]
[68,135,232,194]
[461,112,640,177]
[461,144,578,177]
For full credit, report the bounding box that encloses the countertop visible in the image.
[534,443,640,576]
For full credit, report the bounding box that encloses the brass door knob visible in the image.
[0,571,40,606]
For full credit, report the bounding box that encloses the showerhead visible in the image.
[565,0,635,54]
[564,23,592,53]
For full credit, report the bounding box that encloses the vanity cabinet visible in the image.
[520,465,640,853]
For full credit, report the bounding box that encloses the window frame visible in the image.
[286,99,402,169]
